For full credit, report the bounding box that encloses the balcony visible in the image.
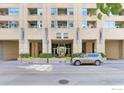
[87,8,97,16]
[87,21,97,28]
[57,21,67,28]
[81,21,97,29]
[119,9,124,16]
[58,8,67,15]
[115,21,124,28]
[28,8,43,16]
[0,21,19,28]
[51,20,74,28]
[0,8,8,15]
[28,21,42,28]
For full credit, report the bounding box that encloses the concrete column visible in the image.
[48,40,52,53]
[96,39,105,54]
[19,40,29,54]
[43,39,52,53]
[73,40,82,53]
[42,39,47,53]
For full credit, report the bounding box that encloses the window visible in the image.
[82,8,87,16]
[63,33,68,38]
[51,8,57,15]
[51,21,57,28]
[37,8,43,15]
[56,33,61,38]
[103,21,115,28]
[37,21,42,28]
[8,21,19,28]
[68,21,74,28]
[56,32,68,39]
[81,21,87,28]
[8,8,19,15]
[67,8,74,15]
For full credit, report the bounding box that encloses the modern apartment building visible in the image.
[0,3,124,60]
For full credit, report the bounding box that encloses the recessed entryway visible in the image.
[82,40,96,53]
[29,40,42,57]
[52,40,73,57]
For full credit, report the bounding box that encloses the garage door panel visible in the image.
[0,41,19,60]
[105,40,122,59]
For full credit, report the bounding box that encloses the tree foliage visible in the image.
[90,3,122,19]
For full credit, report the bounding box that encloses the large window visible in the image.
[67,8,74,15]
[82,8,87,16]
[8,8,19,15]
[51,8,57,15]
[103,21,115,28]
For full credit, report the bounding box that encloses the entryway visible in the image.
[52,40,73,57]
[29,40,42,57]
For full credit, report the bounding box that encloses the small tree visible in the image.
[90,3,122,19]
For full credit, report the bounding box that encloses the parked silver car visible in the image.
[71,53,104,66]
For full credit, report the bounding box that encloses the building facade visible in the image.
[0,3,124,60]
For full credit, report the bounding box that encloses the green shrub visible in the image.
[20,53,30,58]
[71,53,84,58]
[39,53,53,58]
[99,52,107,58]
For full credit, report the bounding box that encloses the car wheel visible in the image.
[95,60,101,66]
[74,61,81,66]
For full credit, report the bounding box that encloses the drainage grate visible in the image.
[58,79,69,85]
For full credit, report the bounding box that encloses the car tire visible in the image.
[74,60,81,66]
[95,60,101,66]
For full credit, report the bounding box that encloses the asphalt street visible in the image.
[0,60,124,85]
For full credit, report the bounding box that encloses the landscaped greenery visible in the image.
[99,52,107,58]
[39,53,53,58]
[20,53,30,58]
[71,53,84,58]
[90,3,122,19]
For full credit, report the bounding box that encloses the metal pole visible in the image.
[45,28,49,63]
[47,40,49,63]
